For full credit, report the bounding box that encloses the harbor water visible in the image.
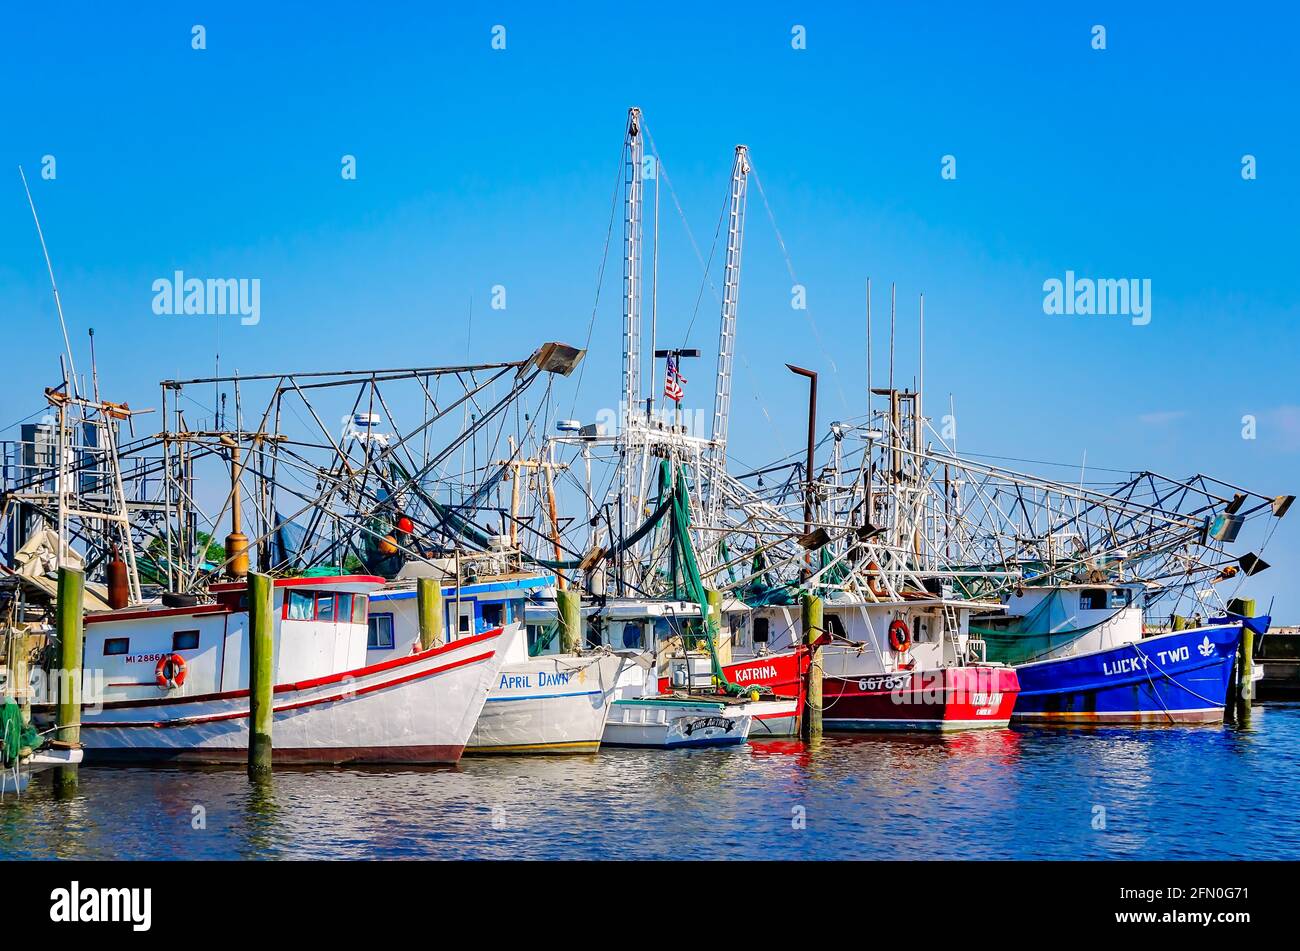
[6,705,1300,861]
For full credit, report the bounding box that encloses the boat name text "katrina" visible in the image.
[733,665,777,683]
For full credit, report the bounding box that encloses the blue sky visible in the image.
[2,3,1297,615]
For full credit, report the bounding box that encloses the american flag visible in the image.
[664,354,686,403]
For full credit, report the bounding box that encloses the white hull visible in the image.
[61,626,518,764]
[743,698,800,738]
[1,746,84,795]
[468,652,626,754]
[602,699,752,748]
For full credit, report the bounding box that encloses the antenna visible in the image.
[865,277,872,419]
[89,327,101,402]
[20,165,80,398]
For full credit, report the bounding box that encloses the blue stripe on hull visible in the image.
[1012,623,1241,724]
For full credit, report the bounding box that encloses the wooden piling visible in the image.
[247,572,274,779]
[1229,597,1256,722]
[557,588,582,654]
[417,577,445,651]
[801,592,824,741]
[706,589,731,670]
[54,566,84,795]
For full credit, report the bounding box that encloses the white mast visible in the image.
[620,108,644,542]
[622,107,643,425]
[706,144,750,524]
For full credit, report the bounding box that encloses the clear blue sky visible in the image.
[3,3,1297,616]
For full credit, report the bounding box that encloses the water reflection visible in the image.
[2,708,1298,860]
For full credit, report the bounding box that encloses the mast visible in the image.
[620,107,644,543]
[706,144,750,523]
[622,107,643,423]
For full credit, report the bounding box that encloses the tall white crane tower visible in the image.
[706,144,750,525]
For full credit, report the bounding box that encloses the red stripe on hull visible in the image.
[80,650,495,729]
[824,666,1020,731]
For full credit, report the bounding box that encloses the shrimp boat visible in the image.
[368,557,626,755]
[717,593,1019,732]
[975,583,1267,724]
[29,573,528,763]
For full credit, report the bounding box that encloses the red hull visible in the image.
[823,666,1019,732]
[722,649,809,699]
[657,649,809,701]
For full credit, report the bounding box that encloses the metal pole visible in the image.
[786,365,818,536]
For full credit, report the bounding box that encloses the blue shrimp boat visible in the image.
[1013,616,1269,724]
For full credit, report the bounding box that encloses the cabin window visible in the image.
[103,637,129,656]
[172,630,200,651]
[368,614,395,650]
[1109,589,1131,609]
[622,622,645,650]
[458,609,472,635]
[729,616,746,650]
[317,593,335,622]
[1080,589,1108,610]
[352,594,369,624]
[288,591,314,621]
[753,617,770,644]
[825,614,848,642]
[338,594,353,623]
[481,603,503,630]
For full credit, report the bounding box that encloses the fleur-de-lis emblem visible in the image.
[1198,635,1215,658]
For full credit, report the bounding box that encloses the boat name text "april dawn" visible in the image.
[498,671,572,690]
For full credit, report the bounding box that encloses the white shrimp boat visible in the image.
[31,573,527,764]
[369,574,626,754]
[602,696,752,748]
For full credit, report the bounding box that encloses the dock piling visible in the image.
[247,572,274,779]
[54,566,84,795]
[417,577,445,651]
[557,588,582,654]
[1229,597,1256,723]
[706,589,730,670]
[801,593,824,741]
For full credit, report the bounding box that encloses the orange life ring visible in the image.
[156,653,188,690]
[888,618,911,653]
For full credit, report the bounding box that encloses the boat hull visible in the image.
[823,666,1020,731]
[1013,623,1242,724]
[55,626,516,764]
[467,653,625,754]
[602,699,752,748]
[743,698,800,738]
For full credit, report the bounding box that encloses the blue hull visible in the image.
[1013,623,1242,724]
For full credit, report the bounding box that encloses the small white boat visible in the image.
[602,697,752,748]
[1,745,83,796]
